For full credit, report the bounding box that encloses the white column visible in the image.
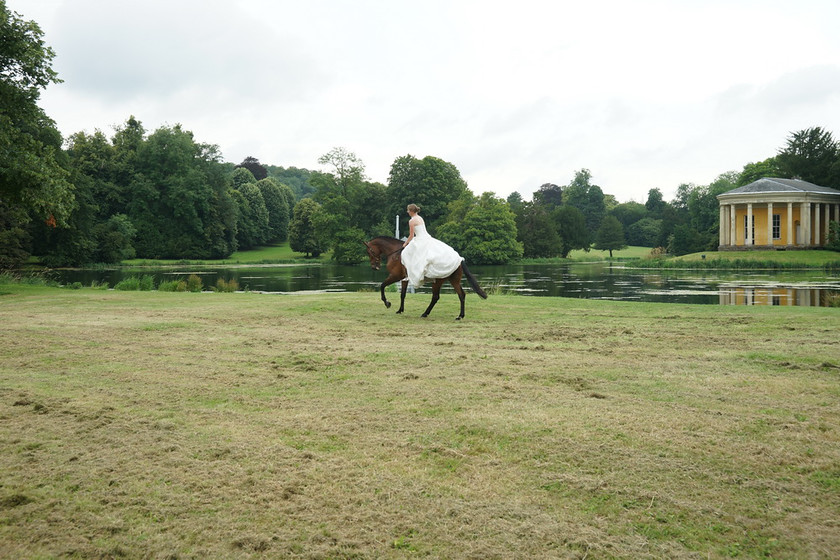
[814,203,821,245]
[803,202,811,246]
[719,206,727,246]
[787,202,794,247]
[746,203,753,245]
[825,203,831,245]
[730,204,737,246]
[767,202,773,247]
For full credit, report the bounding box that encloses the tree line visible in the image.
[3,3,839,270]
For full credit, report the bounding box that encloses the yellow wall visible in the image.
[733,206,808,245]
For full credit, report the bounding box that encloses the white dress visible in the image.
[401,221,463,287]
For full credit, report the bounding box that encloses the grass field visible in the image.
[121,243,331,267]
[1,284,839,558]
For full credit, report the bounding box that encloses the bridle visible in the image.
[367,242,404,264]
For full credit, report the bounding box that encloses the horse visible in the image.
[363,236,488,320]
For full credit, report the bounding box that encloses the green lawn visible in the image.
[674,249,840,266]
[122,242,331,266]
[1,283,838,558]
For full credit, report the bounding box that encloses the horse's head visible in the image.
[363,241,382,270]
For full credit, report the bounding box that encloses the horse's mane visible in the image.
[370,236,401,244]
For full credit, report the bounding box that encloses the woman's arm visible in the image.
[403,218,417,247]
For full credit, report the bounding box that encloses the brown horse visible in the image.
[363,236,487,320]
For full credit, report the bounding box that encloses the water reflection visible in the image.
[719,286,836,306]
[50,263,840,307]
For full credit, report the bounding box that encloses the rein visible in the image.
[383,246,405,259]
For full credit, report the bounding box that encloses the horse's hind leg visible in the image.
[452,278,466,320]
[421,280,443,317]
[397,280,408,314]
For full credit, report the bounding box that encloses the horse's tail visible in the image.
[461,261,488,299]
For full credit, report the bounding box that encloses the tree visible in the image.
[532,183,562,209]
[562,169,605,236]
[125,123,236,259]
[289,198,326,257]
[610,201,647,230]
[675,172,738,253]
[232,167,256,189]
[506,191,525,215]
[266,165,313,200]
[236,156,268,181]
[669,224,706,256]
[0,2,74,266]
[645,188,665,217]
[318,147,365,199]
[553,205,589,258]
[331,227,367,265]
[593,215,627,258]
[437,192,522,264]
[737,158,781,186]
[0,199,30,269]
[626,217,662,247]
[233,182,269,249]
[386,154,469,234]
[256,177,289,242]
[776,127,839,187]
[515,203,560,258]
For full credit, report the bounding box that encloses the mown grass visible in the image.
[1,284,839,558]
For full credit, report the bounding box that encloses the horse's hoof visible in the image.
[421,313,428,318]
[384,301,391,309]
[455,316,462,321]
[396,310,403,314]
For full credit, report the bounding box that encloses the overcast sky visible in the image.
[10,0,840,202]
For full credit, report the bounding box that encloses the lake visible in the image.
[50,262,840,307]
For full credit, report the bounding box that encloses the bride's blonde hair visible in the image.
[407,203,421,213]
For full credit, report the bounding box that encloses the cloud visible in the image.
[10,0,840,203]
[50,1,326,110]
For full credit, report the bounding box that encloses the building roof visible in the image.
[721,177,840,196]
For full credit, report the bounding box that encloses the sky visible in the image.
[9,0,840,203]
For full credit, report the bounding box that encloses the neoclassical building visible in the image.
[717,178,840,250]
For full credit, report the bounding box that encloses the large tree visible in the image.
[0,2,74,266]
[386,154,469,234]
[236,156,268,181]
[318,146,365,199]
[126,123,237,259]
[532,183,563,209]
[256,177,290,242]
[776,127,839,188]
[562,169,605,236]
[289,198,327,257]
[437,192,522,264]
[593,215,627,258]
[553,205,589,258]
[515,203,560,258]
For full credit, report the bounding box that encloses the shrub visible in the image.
[158,280,187,292]
[186,275,203,293]
[114,275,155,291]
[647,247,668,259]
[215,278,239,293]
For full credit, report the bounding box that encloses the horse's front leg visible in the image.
[397,280,408,314]
[421,280,443,317]
[379,281,391,308]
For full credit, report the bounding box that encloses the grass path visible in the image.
[1,285,838,558]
